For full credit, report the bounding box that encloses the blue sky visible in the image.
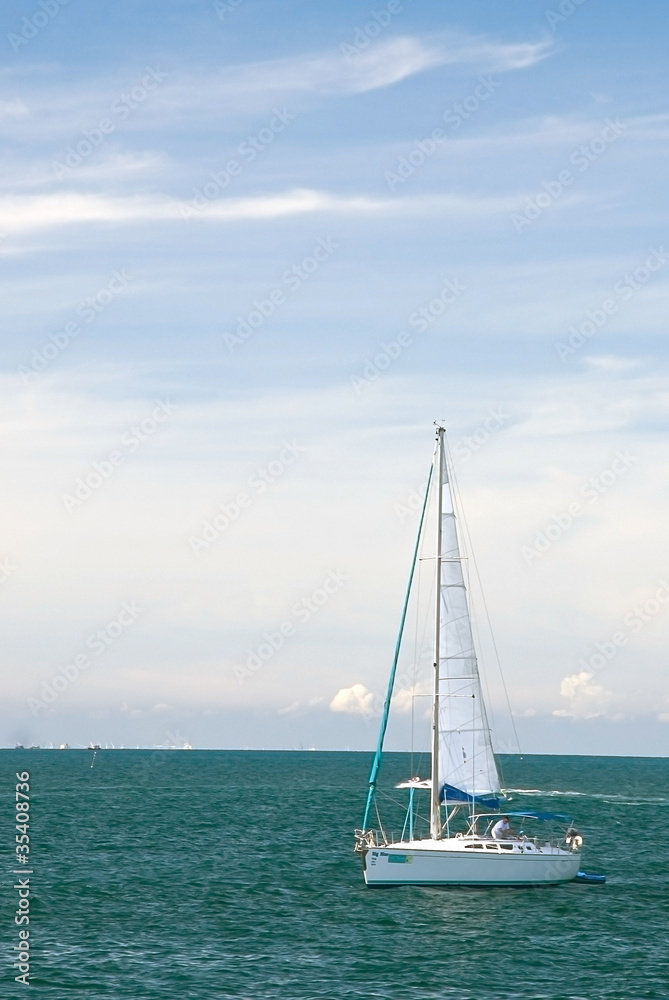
[2,0,668,753]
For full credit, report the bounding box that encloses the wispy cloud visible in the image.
[0,32,553,140]
[0,98,29,119]
[234,36,452,96]
[239,34,552,96]
[0,187,565,235]
[583,355,646,373]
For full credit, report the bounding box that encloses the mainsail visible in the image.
[434,434,500,806]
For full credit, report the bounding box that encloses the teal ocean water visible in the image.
[3,750,668,999]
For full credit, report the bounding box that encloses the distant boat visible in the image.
[88,744,101,750]
[355,425,583,887]
[59,743,69,749]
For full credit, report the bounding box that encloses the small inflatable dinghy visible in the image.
[574,871,606,884]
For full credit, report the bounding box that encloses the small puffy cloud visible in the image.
[553,670,619,720]
[583,354,645,373]
[330,683,375,715]
[278,701,301,716]
[392,686,429,714]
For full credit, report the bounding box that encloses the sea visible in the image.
[2,750,668,1000]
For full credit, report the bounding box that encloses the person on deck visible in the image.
[491,816,512,839]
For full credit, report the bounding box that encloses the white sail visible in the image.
[435,436,500,803]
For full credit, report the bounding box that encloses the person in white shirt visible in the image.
[491,816,511,839]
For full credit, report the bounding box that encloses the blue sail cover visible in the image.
[440,783,500,810]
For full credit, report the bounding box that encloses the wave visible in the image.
[505,788,669,805]
[504,788,587,797]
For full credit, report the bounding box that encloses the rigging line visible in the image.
[444,434,521,761]
[416,575,435,708]
[375,788,432,826]
[443,435,499,752]
[410,495,427,777]
[361,455,435,831]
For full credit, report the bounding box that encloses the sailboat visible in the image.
[354,425,582,887]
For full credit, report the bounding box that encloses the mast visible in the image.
[430,426,445,839]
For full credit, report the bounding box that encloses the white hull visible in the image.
[363,839,581,887]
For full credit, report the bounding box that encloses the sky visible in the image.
[1,0,668,755]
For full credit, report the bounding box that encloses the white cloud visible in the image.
[246,36,452,96]
[552,670,620,720]
[0,33,552,135]
[391,686,430,713]
[434,35,552,73]
[583,355,646,373]
[3,365,669,736]
[278,701,301,716]
[0,99,29,119]
[0,187,554,236]
[235,35,551,98]
[330,683,376,715]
